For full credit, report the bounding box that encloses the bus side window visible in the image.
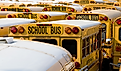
[86,37,90,55]
[91,36,93,52]
[97,33,100,48]
[95,34,97,49]
[93,35,96,50]
[82,39,86,58]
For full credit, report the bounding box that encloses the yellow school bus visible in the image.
[0,2,32,7]
[112,17,121,69]
[42,4,83,13]
[81,4,117,12]
[0,1,18,7]
[8,20,102,71]
[0,18,36,37]
[66,10,121,60]
[114,2,120,6]
[0,11,17,18]
[8,3,33,7]
[73,0,104,5]
[1,7,44,12]
[6,12,68,22]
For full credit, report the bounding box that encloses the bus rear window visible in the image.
[119,28,121,41]
[62,40,77,58]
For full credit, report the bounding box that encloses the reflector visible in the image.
[11,26,17,34]
[67,16,72,20]
[75,62,80,69]
[72,27,79,34]
[8,15,12,18]
[103,16,108,21]
[65,27,72,34]
[18,26,24,34]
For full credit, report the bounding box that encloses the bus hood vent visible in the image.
[0,37,13,44]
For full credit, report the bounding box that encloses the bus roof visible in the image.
[95,0,104,3]
[0,18,36,27]
[70,3,80,6]
[0,37,71,71]
[0,11,17,15]
[51,4,67,6]
[68,5,83,10]
[89,9,121,19]
[36,12,68,16]
[41,20,101,29]
[23,7,44,12]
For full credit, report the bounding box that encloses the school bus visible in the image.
[73,0,104,5]
[112,16,121,69]
[0,1,18,7]
[0,1,32,7]
[42,4,83,13]
[8,3,38,7]
[0,37,75,71]
[8,3,33,7]
[0,11,17,18]
[81,4,116,12]
[0,18,36,37]
[8,20,102,71]
[66,10,121,61]
[6,12,68,22]
[1,7,44,12]
[114,2,120,6]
